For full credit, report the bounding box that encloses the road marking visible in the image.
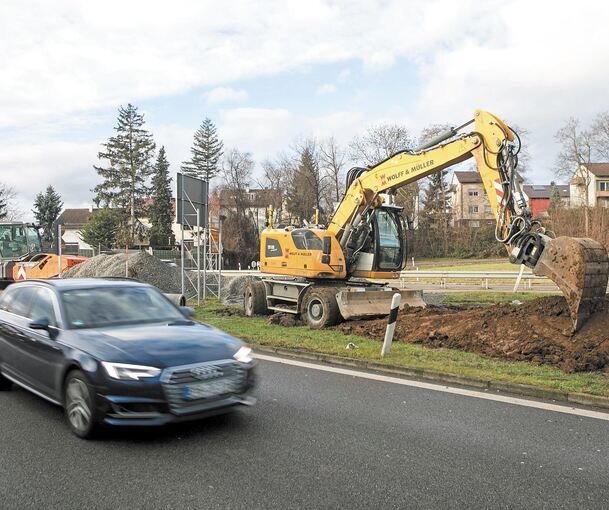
[256,353,609,422]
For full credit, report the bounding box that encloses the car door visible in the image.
[19,286,64,399]
[0,285,37,382]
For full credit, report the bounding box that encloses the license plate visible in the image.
[182,377,236,401]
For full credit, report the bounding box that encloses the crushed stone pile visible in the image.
[338,296,609,372]
[221,275,257,305]
[62,252,183,294]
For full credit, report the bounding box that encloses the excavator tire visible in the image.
[244,280,269,316]
[301,287,342,329]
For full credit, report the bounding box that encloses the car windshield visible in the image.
[61,286,184,329]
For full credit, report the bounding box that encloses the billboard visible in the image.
[176,172,208,227]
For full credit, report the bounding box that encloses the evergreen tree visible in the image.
[149,147,175,247]
[80,209,122,250]
[286,146,323,223]
[549,181,562,210]
[419,170,452,256]
[181,118,224,181]
[32,185,63,243]
[93,103,156,244]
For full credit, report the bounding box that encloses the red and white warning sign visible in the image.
[17,266,27,280]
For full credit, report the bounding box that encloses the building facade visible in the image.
[449,171,494,227]
[522,184,570,217]
[569,163,609,208]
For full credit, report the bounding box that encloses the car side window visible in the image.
[29,288,58,327]
[0,287,37,317]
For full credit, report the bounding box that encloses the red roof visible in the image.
[453,171,481,184]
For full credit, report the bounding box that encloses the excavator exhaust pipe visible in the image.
[533,237,609,333]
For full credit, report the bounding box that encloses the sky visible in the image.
[2,0,609,219]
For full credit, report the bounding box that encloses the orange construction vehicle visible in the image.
[0,222,86,288]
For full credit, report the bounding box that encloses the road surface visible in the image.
[0,356,608,509]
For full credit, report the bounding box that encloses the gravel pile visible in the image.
[62,252,183,294]
[221,274,257,305]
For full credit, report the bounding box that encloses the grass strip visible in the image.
[193,298,609,397]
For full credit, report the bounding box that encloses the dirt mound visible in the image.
[268,313,301,327]
[337,296,609,372]
[62,252,183,294]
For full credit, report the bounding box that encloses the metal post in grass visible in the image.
[381,293,401,356]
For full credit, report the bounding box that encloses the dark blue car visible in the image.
[0,278,256,438]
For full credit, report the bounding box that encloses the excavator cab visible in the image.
[350,206,406,277]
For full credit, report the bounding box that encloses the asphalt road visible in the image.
[1,357,609,509]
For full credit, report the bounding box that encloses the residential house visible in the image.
[55,207,97,252]
[449,171,494,227]
[522,184,570,217]
[569,163,609,208]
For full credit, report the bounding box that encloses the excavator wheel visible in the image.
[244,280,269,317]
[301,287,342,329]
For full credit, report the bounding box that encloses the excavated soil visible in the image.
[337,296,609,372]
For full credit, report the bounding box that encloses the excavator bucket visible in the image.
[336,288,426,320]
[533,237,609,333]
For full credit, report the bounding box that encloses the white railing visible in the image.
[206,269,549,290]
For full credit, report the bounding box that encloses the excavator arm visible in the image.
[328,109,608,332]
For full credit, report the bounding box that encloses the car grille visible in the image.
[161,360,246,413]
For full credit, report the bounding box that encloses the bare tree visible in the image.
[259,153,294,223]
[219,149,259,266]
[319,137,347,204]
[554,117,595,234]
[349,124,418,225]
[0,184,24,221]
[591,111,609,160]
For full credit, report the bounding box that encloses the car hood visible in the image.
[65,322,242,368]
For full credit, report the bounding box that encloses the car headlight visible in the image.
[101,362,161,380]
[233,346,253,364]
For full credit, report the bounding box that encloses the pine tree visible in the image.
[549,181,562,210]
[286,146,323,223]
[93,104,156,245]
[181,118,224,181]
[32,185,63,243]
[149,147,175,247]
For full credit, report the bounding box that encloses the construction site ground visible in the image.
[195,293,609,399]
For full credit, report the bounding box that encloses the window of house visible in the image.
[468,190,479,197]
[468,205,479,214]
[470,220,480,227]
[599,181,609,191]
[484,205,492,214]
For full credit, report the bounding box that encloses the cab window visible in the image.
[291,230,323,250]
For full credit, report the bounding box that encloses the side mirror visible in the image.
[180,306,196,319]
[29,317,51,330]
[321,236,332,264]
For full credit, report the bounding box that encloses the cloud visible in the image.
[205,87,249,104]
[316,83,337,95]
[0,141,100,220]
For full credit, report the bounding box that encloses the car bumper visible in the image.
[100,392,256,426]
[95,362,257,427]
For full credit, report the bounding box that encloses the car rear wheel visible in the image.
[64,370,100,439]
[0,370,12,391]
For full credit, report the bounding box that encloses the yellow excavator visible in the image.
[244,110,609,332]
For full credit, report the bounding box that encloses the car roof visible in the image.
[11,278,152,290]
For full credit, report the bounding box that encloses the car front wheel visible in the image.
[64,370,100,439]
